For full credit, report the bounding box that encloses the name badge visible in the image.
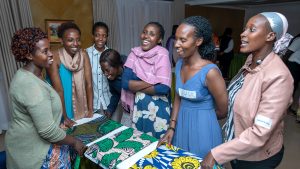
[178,88,196,99]
[254,114,272,129]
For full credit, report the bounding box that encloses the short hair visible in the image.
[182,16,215,61]
[57,22,81,38]
[146,22,165,40]
[11,27,47,63]
[92,21,109,35]
[100,49,122,68]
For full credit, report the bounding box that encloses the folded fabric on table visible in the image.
[66,116,123,145]
[130,144,223,169]
[85,128,158,169]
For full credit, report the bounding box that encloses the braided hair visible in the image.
[182,16,215,61]
[11,27,47,63]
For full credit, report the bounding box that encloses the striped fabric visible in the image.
[223,71,245,142]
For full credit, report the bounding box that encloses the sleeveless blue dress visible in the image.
[172,59,222,158]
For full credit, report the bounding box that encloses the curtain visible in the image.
[92,0,174,55]
[0,0,33,130]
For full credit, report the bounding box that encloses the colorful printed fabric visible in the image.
[66,116,122,145]
[85,128,158,169]
[41,144,71,169]
[132,92,171,139]
[130,144,223,169]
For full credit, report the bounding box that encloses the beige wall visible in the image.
[185,5,245,52]
[29,0,93,49]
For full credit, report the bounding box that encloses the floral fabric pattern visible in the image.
[132,92,170,139]
[130,144,223,169]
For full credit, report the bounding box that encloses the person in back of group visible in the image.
[218,27,234,79]
[47,22,93,127]
[6,27,86,169]
[166,25,179,67]
[284,33,300,120]
[85,22,121,121]
[201,12,293,169]
[122,22,172,139]
[158,16,228,158]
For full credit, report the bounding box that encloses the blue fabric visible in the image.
[45,64,73,119]
[121,67,137,90]
[122,67,170,95]
[154,83,170,95]
[107,75,122,114]
[131,144,224,169]
[59,64,74,119]
[41,144,71,169]
[133,92,171,139]
[0,151,6,169]
[172,59,222,158]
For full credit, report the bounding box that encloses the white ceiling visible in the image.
[186,0,300,8]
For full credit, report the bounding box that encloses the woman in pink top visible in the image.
[121,22,172,139]
[201,12,294,169]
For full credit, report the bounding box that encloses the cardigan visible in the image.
[5,69,66,169]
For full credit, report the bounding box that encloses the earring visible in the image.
[256,59,262,65]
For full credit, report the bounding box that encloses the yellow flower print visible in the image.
[166,143,180,152]
[144,150,159,159]
[130,164,141,169]
[171,156,200,169]
[144,165,157,169]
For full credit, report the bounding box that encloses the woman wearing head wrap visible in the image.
[201,12,294,169]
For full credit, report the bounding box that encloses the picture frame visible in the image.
[45,19,73,43]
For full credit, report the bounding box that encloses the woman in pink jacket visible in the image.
[201,12,294,169]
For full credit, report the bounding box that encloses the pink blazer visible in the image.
[211,52,293,164]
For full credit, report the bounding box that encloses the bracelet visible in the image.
[170,119,176,123]
[168,126,175,132]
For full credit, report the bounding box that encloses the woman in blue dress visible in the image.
[159,16,228,158]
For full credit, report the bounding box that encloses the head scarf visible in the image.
[260,12,293,55]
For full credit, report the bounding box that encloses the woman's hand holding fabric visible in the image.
[74,139,87,156]
[103,111,112,119]
[157,129,174,147]
[201,151,216,169]
[85,111,93,118]
[63,117,76,128]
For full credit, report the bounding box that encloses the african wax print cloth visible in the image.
[41,144,71,169]
[130,144,223,169]
[66,116,123,145]
[85,128,158,169]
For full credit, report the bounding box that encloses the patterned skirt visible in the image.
[132,92,171,139]
[41,144,71,169]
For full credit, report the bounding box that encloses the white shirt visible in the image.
[86,45,111,111]
[224,39,234,53]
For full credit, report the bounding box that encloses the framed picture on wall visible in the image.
[45,19,73,43]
